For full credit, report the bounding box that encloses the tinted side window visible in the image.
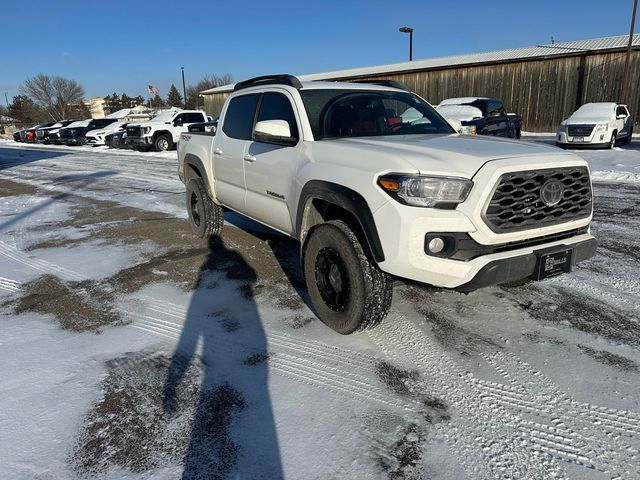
[184,113,204,123]
[616,106,627,117]
[222,94,259,140]
[256,93,299,138]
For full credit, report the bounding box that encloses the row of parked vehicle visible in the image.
[435,97,634,149]
[12,108,215,152]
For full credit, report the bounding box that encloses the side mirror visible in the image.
[173,119,183,127]
[253,120,297,146]
[617,114,626,119]
[447,118,462,133]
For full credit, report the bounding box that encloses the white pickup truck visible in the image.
[126,109,207,151]
[556,102,634,149]
[177,75,596,334]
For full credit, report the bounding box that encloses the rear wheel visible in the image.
[302,220,392,334]
[154,134,173,152]
[186,178,224,238]
[76,135,87,146]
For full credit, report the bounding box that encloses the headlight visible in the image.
[378,175,473,207]
[143,127,151,134]
[460,125,477,135]
[595,124,608,132]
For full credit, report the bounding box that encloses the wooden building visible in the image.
[201,35,640,132]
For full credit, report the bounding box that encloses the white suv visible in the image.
[556,102,633,149]
[178,75,596,334]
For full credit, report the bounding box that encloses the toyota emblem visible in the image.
[540,179,564,207]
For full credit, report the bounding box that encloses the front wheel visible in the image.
[623,127,633,146]
[607,131,617,149]
[154,134,173,152]
[76,135,87,146]
[302,220,392,334]
[186,178,224,238]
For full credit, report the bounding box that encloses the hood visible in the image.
[564,116,610,125]
[319,134,575,178]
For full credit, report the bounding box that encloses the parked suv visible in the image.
[59,118,118,145]
[556,103,633,149]
[125,109,207,151]
[437,97,522,138]
[177,75,596,334]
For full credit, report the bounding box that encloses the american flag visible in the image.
[148,85,160,95]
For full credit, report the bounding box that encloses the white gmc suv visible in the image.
[177,75,596,334]
[126,109,207,151]
[556,102,634,149]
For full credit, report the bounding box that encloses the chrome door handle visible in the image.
[243,154,257,163]
[213,148,223,155]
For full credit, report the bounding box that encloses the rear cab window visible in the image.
[222,94,260,140]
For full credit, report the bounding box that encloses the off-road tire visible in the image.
[607,131,617,149]
[154,133,173,152]
[186,178,224,238]
[303,220,392,334]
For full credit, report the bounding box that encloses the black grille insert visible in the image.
[484,167,592,233]
[567,125,594,137]
[126,126,142,137]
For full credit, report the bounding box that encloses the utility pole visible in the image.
[621,0,638,103]
[181,67,187,108]
[4,92,8,107]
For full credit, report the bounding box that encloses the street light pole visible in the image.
[399,26,414,61]
[181,66,187,108]
[4,92,8,107]
[621,0,638,103]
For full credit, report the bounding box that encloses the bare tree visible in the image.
[185,74,233,109]
[20,74,87,121]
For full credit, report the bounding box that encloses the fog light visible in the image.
[428,237,445,253]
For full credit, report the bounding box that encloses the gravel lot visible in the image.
[1,140,639,479]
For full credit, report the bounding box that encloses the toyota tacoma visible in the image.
[177,75,596,334]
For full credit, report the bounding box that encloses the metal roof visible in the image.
[202,34,640,95]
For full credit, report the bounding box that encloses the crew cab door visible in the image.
[243,91,301,234]
[485,100,510,137]
[213,94,259,211]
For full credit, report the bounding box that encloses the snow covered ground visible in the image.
[1,140,639,479]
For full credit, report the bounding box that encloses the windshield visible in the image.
[300,89,454,140]
[151,110,178,123]
[573,103,614,119]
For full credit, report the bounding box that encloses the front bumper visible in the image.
[556,130,611,148]
[126,136,152,146]
[455,237,597,291]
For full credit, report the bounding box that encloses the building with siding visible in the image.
[201,35,640,132]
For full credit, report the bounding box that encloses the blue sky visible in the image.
[1,0,638,101]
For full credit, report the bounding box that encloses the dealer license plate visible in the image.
[535,248,573,280]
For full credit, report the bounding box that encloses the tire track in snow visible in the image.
[0,276,21,292]
[128,299,417,413]
[367,311,567,479]
[0,240,84,281]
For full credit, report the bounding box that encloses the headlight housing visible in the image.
[378,174,473,208]
[143,127,151,134]
[459,125,477,135]
[595,124,608,133]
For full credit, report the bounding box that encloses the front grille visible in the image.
[126,126,142,138]
[484,167,592,233]
[567,125,594,137]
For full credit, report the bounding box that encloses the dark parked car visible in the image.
[36,120,77,143]
[104,124,133,149]
[59,118,118,145]
[436,97,523,138]
[13,130,24,142]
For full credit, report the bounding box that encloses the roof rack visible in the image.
[233,74,303,92]
[349,79,410,92]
